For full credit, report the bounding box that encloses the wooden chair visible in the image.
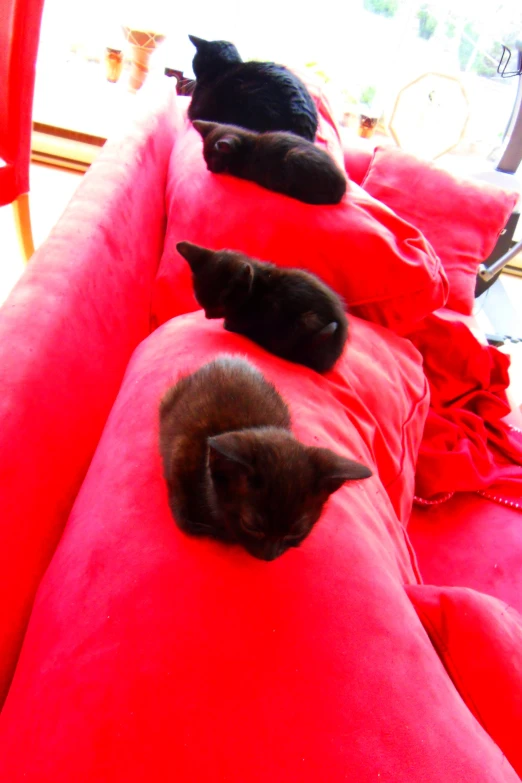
[0,0,45,262]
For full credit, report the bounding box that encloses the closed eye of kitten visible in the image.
[176,241,349,373]
[159,356,372,561]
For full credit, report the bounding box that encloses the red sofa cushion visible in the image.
[361,146,518,314]
[407,584,522,778]
[409,492,522,616]
[152,107,448,334]
[1,313,518,782]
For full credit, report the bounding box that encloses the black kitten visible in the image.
[187,35,318,141]
[193,120,347,205]
[176,241,349,373]
[159,356,372,561]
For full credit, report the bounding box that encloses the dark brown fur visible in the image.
[159,357,372,561]
[193,120,347,205]
[176,241,349,373]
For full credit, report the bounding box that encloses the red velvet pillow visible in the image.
[361,146,518,314]
[152,107,448,334]
[0,314,517,783]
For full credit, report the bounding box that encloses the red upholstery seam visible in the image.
[384,374,430,498]
[401,531,423,584]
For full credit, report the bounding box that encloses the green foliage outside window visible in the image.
[363,0,399,19]
[417,5,438,41]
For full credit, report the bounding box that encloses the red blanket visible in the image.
[409,310,522,506]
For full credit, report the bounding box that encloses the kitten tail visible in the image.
[317,322,338,339]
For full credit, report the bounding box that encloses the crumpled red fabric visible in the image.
[408,310,522,503]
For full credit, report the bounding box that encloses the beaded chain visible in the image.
[413,423,522,511]
[413,492,454,507]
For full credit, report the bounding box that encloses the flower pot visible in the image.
[122,27,166,92]
[359,114,379,139]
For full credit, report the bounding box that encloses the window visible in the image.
[32,0,521,171]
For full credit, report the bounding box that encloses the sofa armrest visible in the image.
[0,84,180,705]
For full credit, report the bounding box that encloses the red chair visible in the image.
[0,0,45,261]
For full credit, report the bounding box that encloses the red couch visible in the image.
[0,84,521,782]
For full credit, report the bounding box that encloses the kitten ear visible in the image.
[208,433,253,479]
[176,241,214,272]
[214,135,240,154]
[311,447,372,495]
[188,35,207,50]
[222,262,254,307]
[192,120,218,139]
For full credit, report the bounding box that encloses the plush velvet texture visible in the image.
[0,313,519,783]
[0,86,180,706]
[153,105,448,334]
[407,309,522,502]
[361,146,519,314]
[409,493,522,616]
[406,585,522,777]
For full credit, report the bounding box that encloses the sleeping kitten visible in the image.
[187,35,318,141]
[176,241,349,373]
[159,356,372,561]
[193,120,347,205]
